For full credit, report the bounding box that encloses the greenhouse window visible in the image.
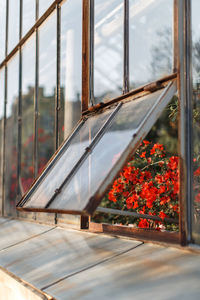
[17,79,177,217]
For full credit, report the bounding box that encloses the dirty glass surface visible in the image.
[129,0,173,89]
[39,0,54,18]
[5,54,19,216]
[0,0,6,62]
[21,36,35,194]
[60,0,82,145]
[22,108,113,209]
[94,0,123,104]
[22,0,36,36]
[38,12,57,175]
[8,0,20,53]
[19,82,176,213]
[192,0,200,244]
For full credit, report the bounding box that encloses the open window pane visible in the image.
[18,80,176,214]
[18,108,114,209]
[48,82,176,214]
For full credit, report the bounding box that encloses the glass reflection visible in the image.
[192,0,200,244]
[5,54,19,216]
[60,0,82,145]
[23,0,36,36]
[38,13,56,175]
[8,0,20,53]
[0,69,5,213]
[21,36,35,194]
[24,109,112,209]
[94,0,123,104]
[129,0,173,89]
[48,89,168,211]
[0,0,6,62]
[39,0,54,17]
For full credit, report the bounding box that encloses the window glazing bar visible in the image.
[36,0,39,20]
[173,0,178,72]
[45,102,122,209]
[17,49,22,199]
[34,26,39,178]
[5,0,8,56]
[177,0,193,245]
[20,0,23,39]
[123,0,129,94]
[56,4,61,149]
[89,0,94,106]
[82,0,90,111]
[83,73,177,115]
[96,207,179,224]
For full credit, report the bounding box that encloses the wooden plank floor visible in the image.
[0,217,200,299]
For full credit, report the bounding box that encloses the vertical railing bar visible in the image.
[16,0,23,207]
[185,0,193,243]
[20,0,23,40]
[173,0,178,73]
[2,0,9,216]
[177,0,193,245]
[5,0,9,57]
[82,0,90,112]
[17,50,22,202]
[34,1,39,178]
[36,0,39,20]
[123,0,129,94]
[89,0,94,106]
[56,4,61,150]
[2,66,7,216]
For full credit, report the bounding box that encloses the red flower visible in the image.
[194,167,200,177]
[108,191,117,202]
[195,193,200,203]
[159,211,167,220]
[138,219,150,228]
[168,156,179,170]
[159,185,166,194]
[140,151,146,158]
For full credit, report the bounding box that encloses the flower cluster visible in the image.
[108,141,179,230]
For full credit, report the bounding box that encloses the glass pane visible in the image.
[192,0,200,244]
[60,0,82,145]
[39,0,54,17]
[5,54,19,216]
[22,0,36,36]
[0,0,6,62]
[47,83,176,213]
[21,36,35,194]
[0,69,4,213]
[8,0,20,53]
[129,0,173,89]
[94,0,123,104]
[23,108,114,209]
[38,13,56,175]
